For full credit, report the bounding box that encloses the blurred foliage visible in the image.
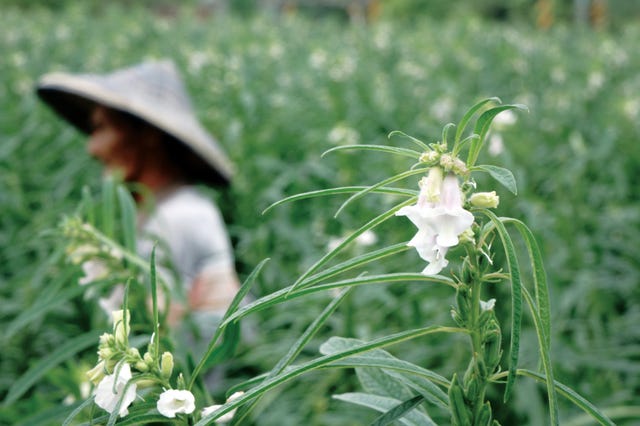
[1,2,639,425]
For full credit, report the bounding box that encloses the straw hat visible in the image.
[36,60,233,186]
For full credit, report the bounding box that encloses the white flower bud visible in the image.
[469,191,500,209]
[160,352,174,379]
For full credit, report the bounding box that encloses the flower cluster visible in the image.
[86,309,245,422]
[396,150,500,275]
[62,218,128,315]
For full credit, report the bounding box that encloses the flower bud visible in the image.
[469,191,500,209]
[134,360,149,372]
[98,346,115,360]
[112,310,130,346]
[143,351,154,365]
[99,332,114,347]
[419,150,439,165]
[451,157,468,176]
[160,352,174,379]
[87,360,106,385]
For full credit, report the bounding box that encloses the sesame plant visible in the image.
[189,98,615,425]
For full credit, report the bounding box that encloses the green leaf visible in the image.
[473,165,517,195]
[262,186,416,215]
[370,395,428,426]
[512,370,616,426]
[322,144,422,159]
[61,398,96,426]
[3,330,101,406]
[101,175,116,238]
[467,104,528,167]
[388,130,431,151]
[194,325,463,426]
[116,185,137,253]
[480,209,523,402]
[441,122,456,147]
[298,242,411,290]
[285,197,419,296]
[221,272,456,328]
[333,393,433,426]
[334,167,429,218]
[356,367,415,402]
[521,287,559,425]
[189,258,268,388]
[454,97,501,146]
[231,289,351,425]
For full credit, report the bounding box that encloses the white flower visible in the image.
[480,299,496,311]
[396,169,474,275]
[202,391,245,424]
[157,389,195,418]
[94,363,137,417]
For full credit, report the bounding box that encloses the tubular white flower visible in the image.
[157,389,195,418]
[429,174,475,248]
[94,363,137,417]
[396,169,474,275]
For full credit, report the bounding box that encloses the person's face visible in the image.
[87,106,140,181]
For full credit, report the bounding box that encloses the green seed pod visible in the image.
[456,288,470,323]
[474,402,493,426]
[448,375,472,426]
[483,330,502,372]
[465,376,480,402]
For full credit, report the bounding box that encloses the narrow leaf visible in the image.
[467,104,528,167]
[513,369,615,426]
[222,272,456,328]
[3,331,101,405]
[334,168,429,218]
[388,130,431,151]
[333,393,433,426]
[194,326,463,426]
[262,186,416,215]
[322,144,422,159]
[286,197,418,296]
[189,258,268,388]
[370,395,428,426]
[480,209,523,402]
[454,97,500,145]
[117,186,137,253]
[231,289,351,424]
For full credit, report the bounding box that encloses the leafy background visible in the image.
[1,1,639,425]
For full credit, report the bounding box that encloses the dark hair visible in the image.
[109,109,228,187]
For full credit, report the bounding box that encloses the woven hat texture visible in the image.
[37,60,233,185]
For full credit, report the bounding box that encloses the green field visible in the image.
[1,3,640,425]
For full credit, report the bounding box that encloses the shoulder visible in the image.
[156,187,223,223]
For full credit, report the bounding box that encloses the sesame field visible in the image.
[1,2,640,425]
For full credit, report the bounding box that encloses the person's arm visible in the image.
[188,264,240,313]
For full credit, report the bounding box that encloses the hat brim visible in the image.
[36,73,233,187]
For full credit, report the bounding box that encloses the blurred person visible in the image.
[36,60,240,353]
